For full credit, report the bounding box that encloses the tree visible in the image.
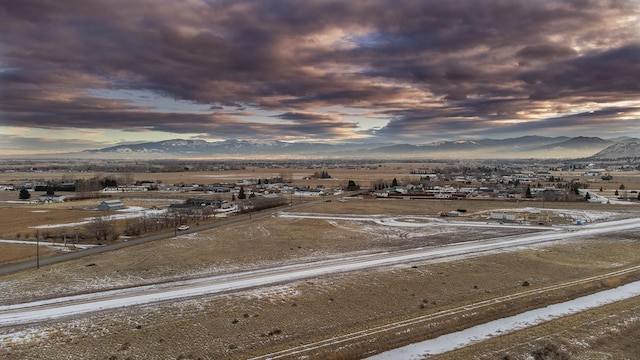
[100,178,118,188]
[525,185,532,198]
[312,171,331,179]
[19,188,31,200]
[372,179,386,190]
[619,184,625,190]
[571,185,580,195]
[391,178,398,187]
[585,192,591,201]
[86,217,116,243]
[238,186,246,200]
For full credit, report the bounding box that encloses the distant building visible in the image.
[185,198,226,208]
[168,203,212,216]
[39,194,66,203]
[98,199,125,211]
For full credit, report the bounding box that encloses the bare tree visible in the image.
[124,218,142,236]
[86,217,116,243]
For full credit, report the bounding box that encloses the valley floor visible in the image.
[1,199,640,359]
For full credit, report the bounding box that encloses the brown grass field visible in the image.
[1,166,640,359]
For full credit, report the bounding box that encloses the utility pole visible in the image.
[36,236,40,269]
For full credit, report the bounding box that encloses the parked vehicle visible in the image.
[177,225,189,231]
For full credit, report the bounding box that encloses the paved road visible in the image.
[2,217,639,328]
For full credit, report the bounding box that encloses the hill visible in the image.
[591,141,640,159]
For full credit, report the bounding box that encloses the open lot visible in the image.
[1,165,640,359]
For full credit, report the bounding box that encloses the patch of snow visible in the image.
[117,206,145,212]
[29,208,167,229]
[0,239,98,249]
[0,327,55,347]
[366,281,640,359]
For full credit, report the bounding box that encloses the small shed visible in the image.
[98,199,125,211]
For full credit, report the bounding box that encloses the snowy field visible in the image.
[2,204,639,358]
[2,216,639,327]
[28,206,167,229]
[366,280,640,359]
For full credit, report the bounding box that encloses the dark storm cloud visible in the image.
[1,0,639,145]
[516,44,578,60]
[520,44,640,101]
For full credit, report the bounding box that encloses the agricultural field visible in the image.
[1,163,640,359]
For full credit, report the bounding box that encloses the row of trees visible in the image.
[311,171,332,179]
[372,178,399,190]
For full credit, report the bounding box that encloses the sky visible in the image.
[1,0,639,155]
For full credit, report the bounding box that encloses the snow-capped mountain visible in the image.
[83,136,636,159]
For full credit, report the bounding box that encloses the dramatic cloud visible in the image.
[1,0,639,154]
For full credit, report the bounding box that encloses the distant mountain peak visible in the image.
[82,136,637,159]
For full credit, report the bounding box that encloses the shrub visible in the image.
[531,341,570,360]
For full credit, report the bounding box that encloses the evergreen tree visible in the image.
[19,188,31,200]
[525,185,532,198]
[391,178,398,187]
[238,186,246,200]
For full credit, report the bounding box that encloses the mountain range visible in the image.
[83,136,640,159]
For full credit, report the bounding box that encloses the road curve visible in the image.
[1,217,639,328]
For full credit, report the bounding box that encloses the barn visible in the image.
[98,199,125,211]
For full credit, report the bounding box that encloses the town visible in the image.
[0,158,638,246]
